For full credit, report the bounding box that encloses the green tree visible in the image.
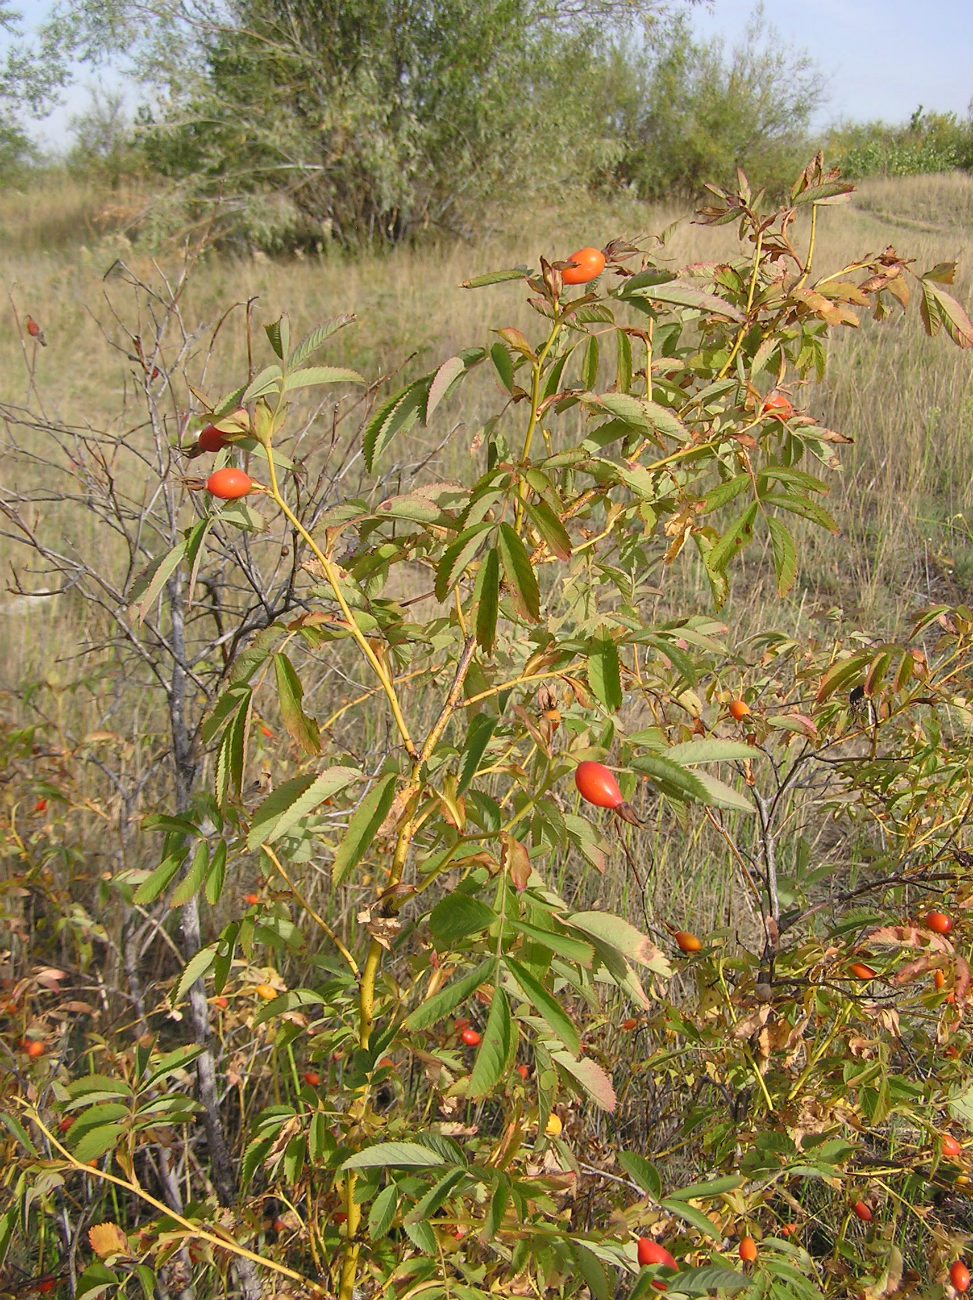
[604,4,823,199]
[47,0,698,246]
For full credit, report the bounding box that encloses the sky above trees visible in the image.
[688,0,972,129]
[5,0,973,146]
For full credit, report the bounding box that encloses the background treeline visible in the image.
[2,0,972,252]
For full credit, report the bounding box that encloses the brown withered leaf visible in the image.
[864,924,952,953]
[732,1005,771,1040]
[375,788,411,840]
[954,954,971,1003]
[34,967,69,992]
[500,834,531,892]
[356,907,401,952]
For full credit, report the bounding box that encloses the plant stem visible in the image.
[263,446,418,758]
[515,312,563,529]
[717,225,764,380]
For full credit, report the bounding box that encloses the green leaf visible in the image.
[551,1050,616,1111]
[170,840,210,908]
[469,986,513,1099]
[682,772,753,814]
[368,1183,398,1238]
[287,315,355,367]
[213,690,252,806]
[342,1142,446,1170]
[660,1197,722,1239]
[631,753,712,804]
[481,1174,509,1242]
[376,490,460,526]
[581,335,599,390]
[541,349,570,401]
[73,1123,127,1164]
[506,920,594,967]
[242,362,284,402]
[661,1265,749,1294]
[496,523,540,621]
[762,492,838,532]
[0,1209,14,1268]
[246,767,360,848]
[794,180,855,204]
[666,1174,746,1201]
[462,266,531,288]
[332,775,399,887]
[767,514,798,596]
[265,316,288,359]
[815,652,869,703]
[282,365,364,391]
[615,329,633,391]
[141,1043,205,1089]
[458,713,498,794]
[429,894,496,943]
[490,340,515,392]
[426,355,468,421]
[665,739,760,764]
[435,522,494,602]
[587,627,622,711]
[702,474,750,513]
[0,1111,37,1156]
[174,944,217,1003]
[568,912,670,975]
[204,840,227,906]
[473,547,500,654]
[403,958,496,1031]
[363,379,427,471]
[525,500,571,561]
[406,1168,466,1223]
[506,957,579,1054]
[576,1244,611,1300]
[705,501,759,573]
[617,1150,662,1197]
[76,1261,121,1300]
[132,851,184,906]
[201,683,253,745]
[66,1075,131,1103]
[127,540,188,625]
[586,391,654,434]
[623,278,745,321]
[404,1219,438,1254]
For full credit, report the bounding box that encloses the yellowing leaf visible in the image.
[88,1221,131,1259]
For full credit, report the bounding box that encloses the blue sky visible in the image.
[12,0,973,145]
[689,0,973,128]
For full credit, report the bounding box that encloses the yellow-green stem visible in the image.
[263,447,418,757]
[339,792,418,1300]
[795,202,819,290]
[515,313,563,530]
[717,226,764,381]
[30,1112,323,1293]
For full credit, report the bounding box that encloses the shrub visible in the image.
[1,158,971,1299]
